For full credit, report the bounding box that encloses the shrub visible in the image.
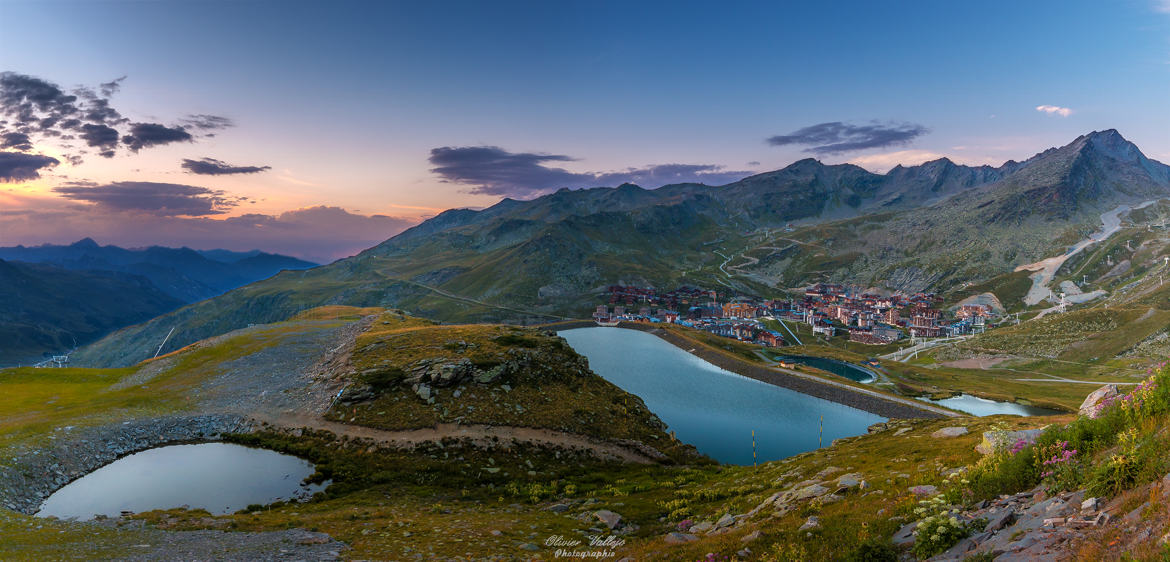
[1038,440,1081,493]
[845,538,898,562]
[964,439,1038,501]
[492,334,540,348]
[912,495,977,559]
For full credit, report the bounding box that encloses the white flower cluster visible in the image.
[912,493,971,557]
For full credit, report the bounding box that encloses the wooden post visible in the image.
[752,429,757,466]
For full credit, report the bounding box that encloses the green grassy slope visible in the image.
[0,260,183,365]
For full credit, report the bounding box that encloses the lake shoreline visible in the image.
[0,414,255,516]
[549,320,953,420]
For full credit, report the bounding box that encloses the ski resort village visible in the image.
[592,283,995,349]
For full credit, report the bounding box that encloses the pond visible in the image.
[773,354,878,383]
[920,394,1063,417]
[36,443,326,520]
[559,327,885,465]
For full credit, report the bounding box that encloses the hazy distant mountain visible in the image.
[0,259,183,365]
[73,130,1170,367]
[0,240,317,302]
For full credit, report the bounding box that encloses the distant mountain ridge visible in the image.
[72,130,1170,368]
[0,239,317,302]
[0,259,183,365]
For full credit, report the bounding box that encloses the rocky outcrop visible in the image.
[1079,384,1120,417]
[931,427,969,438]
[404,358,479,387]
[975,428,1045,455]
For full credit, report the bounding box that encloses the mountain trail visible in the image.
[250,413,661,464]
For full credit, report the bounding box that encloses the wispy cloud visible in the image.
[765,121,929,155]
[1035,105,1072,117]
[429,145,751,198]
[1154,0,1170,13]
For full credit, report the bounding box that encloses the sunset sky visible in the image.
[2,0,1170,262]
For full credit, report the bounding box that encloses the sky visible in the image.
[2,0,1169,263]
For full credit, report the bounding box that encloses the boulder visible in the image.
[1079,384,1119,417]
[836,473,864,489]
[799,516,820,531]
[476,364,508,384]
[595,510,622,529]
[741,530,762,543]
[791,484,828,501]
[813,466,842,479]
[984,508,1016,532]
[909,485,938,496]
[931,427,969,438]
[413,383,432,401]
[715,513,735,528]
[664,532,698,544]
[892,521,918,546]
[975,428,1044,455]
[689,521,713,534]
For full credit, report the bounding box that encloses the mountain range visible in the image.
[0,239,317,303]
[70,129,1170,367]
[0,240,316,365]
[0,260,183,365]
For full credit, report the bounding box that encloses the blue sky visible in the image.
[1,0,1168,260]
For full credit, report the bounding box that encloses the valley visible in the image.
[8,130,1170,560]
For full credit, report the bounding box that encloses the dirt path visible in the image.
[253,413,661,464]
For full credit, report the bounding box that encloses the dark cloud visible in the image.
[0,73,226,163]
[52,181,240,216]
[593,164,751,188]
[121,123,192,152]
[180,114,234,130]
[0,72,78,122]
[1,132,31,150]
[766,121,929,155]
[429,145,751,198]
[0,151,59,181]
[80,123,119,152]
[429,146,580,197]
[181,157,271,175]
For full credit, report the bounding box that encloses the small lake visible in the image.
[921,394,1063,417]
[37,443,325,520]
[559,327,885,465]
[774,354,878,383]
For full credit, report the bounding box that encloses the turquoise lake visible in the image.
[559,327,885,464]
